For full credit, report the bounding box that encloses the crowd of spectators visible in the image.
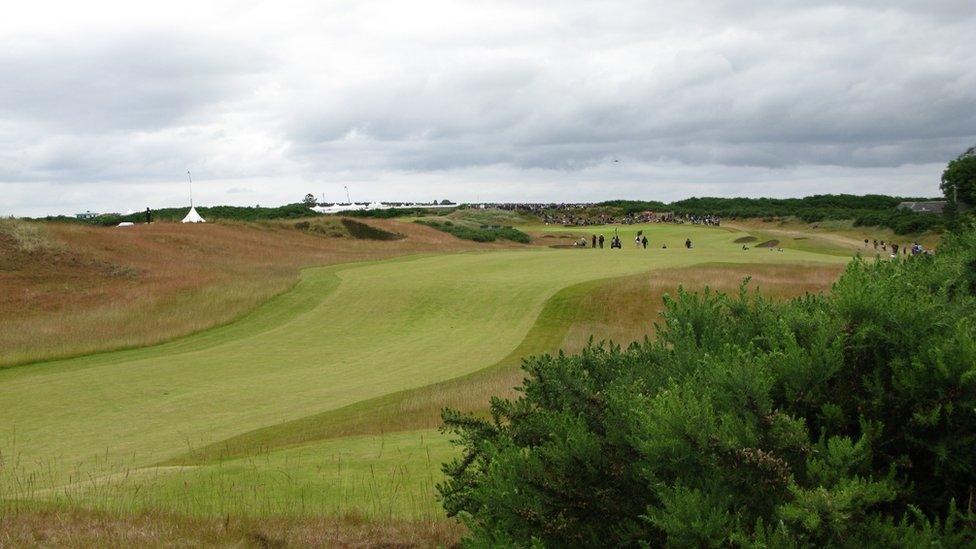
[469,203,724,228]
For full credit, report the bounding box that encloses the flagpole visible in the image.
[187,171,194,208]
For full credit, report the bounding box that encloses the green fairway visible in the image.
[0,223,852,515]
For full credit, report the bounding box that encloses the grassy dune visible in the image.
[0,218,484,367]
[1,222,852,531]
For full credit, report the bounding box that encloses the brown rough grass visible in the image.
[0,508,464,548]
[560,262,844,352]
[0,218,493,367]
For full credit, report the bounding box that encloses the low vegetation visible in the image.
[591,195,946,235]
[343,206,457,219]
[0,218,64,253]
[439,226,976,546]
[415,219,531,243]
[35,203,321,226]
[0,508,465,547]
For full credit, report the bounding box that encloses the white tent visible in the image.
[181,206,206,223]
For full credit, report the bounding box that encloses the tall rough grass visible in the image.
[1,430,450,522]
[0,218,64,253]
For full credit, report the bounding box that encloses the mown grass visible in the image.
[1,222,851,524]
[2,262,843,530]
[163,261,844,468]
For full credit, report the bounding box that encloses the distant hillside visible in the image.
[594,194,946,234]
[34,203,319,226]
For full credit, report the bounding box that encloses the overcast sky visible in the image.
[2,1,974,216]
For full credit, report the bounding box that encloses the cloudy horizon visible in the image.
[2,0,974,217]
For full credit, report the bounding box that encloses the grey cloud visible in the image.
[0,30,271,133]
[1,0,973,216]
[283,1,975,174]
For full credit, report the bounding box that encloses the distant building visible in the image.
[75,211,98,219]
[897,201,947,214]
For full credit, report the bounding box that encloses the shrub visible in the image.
[439,229,976,546]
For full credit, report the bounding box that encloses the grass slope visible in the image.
[0,218,481,367]
[164,261,844,467]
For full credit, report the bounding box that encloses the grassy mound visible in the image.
[340,219,403,240]
[0,218,65,253]
[290,218,346,237]
[756,239,780,248]
[415,220,531,243]
[733,235,758,244]
[445,208,534,227]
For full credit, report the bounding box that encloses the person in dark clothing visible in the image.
[598,234,605,248]
[145,207,152,224]
[685,238,692,249]
[592,234,597,249]
[641,235,648,248]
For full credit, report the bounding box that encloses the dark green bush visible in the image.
[35,204,320,225]
[439,229,976,546]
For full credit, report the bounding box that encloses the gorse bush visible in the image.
[439,228,976,547]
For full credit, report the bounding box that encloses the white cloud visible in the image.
[1,0,973,216]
